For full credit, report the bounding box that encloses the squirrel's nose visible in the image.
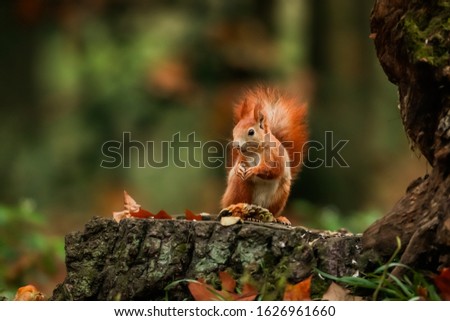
[232,141,240,149]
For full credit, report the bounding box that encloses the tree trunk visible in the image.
[51,217,360,300]
[362,0,450,272]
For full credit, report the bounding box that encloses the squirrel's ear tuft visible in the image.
[240,99,251,119]
[253,103,262,121]
[254,103,266,130]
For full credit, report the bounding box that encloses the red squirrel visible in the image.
[221,86,308,224]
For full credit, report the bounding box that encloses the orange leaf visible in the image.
[417,286,428,299]
[113,191,159,221]
[113,191,143,222]
[130,208,154,218]
[113,210,131,223]
[154,210,173,220]
[283,275,312,301]
[123,190,141,213]
[434,267,450,300]
[188,273,258,301]
[185,209,203,221]
[188,280,223,301]
[219,271,236,293]
[14,285,45,301]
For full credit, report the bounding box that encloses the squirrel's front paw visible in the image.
[243,166,256,180]
[236,162,257,180]
[236,163,247,180]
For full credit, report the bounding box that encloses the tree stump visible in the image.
[362,0,450,272]
[51,217,361,300]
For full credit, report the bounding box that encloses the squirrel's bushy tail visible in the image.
[234,86,308,178]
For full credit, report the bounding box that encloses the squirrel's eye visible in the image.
[248,128,255,136]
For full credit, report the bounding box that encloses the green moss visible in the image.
[310,274,331,299]
[272,256,289,278]
[209,245,230,264]
[403,1,450,67]
[234,241,267,272]
[174,243,189,255]
[256,256,291,300]
[194,257,219,273]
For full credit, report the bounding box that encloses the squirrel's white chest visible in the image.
[251,177,279,208]
[250,150,291,208]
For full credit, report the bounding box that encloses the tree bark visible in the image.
[362,0,450,271]
[51,217,361,300]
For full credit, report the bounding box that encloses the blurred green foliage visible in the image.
[0,201,64,298]
[293,200,382,233]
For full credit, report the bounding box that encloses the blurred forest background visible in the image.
[0,0,428,297]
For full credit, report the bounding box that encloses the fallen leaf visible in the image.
[123,190,141,213]
[188,272,258,301]
[153,210,173,220]
[434,267,450,300]
[113,190,162,221]
[130,208,154,219]
[113,191,142,222]
[220,271,258,301]
[416,286,428,300]
[283,276,312,301]
[219,271,237,293]
[113,210,130,223]
[188,279,222,301]
[14,285,45,301]
[322,282,364,301]
[185,209,203,221]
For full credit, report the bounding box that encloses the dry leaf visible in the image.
[113,190,142,222]
[113,190,168,221]
[219,271,237,293]
[434,267,450,300]
[322,282,363,301]
[113,210,130,223]
[123,190,140,213]
[130,208,154,219]
[188,271,258,301]
[153,210,173,220]
[14,285,45,301]
[283,276,312,301]
[417,286,428,300]
[188,280,221,301]
[185,209,203,221]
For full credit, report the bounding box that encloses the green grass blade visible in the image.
[373,262,412,274]
[426,284,442,301]
[337,276,378,289]
[388,273,414,298]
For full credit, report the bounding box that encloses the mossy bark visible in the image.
[51,217,361,300]
[362,0,450,272]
